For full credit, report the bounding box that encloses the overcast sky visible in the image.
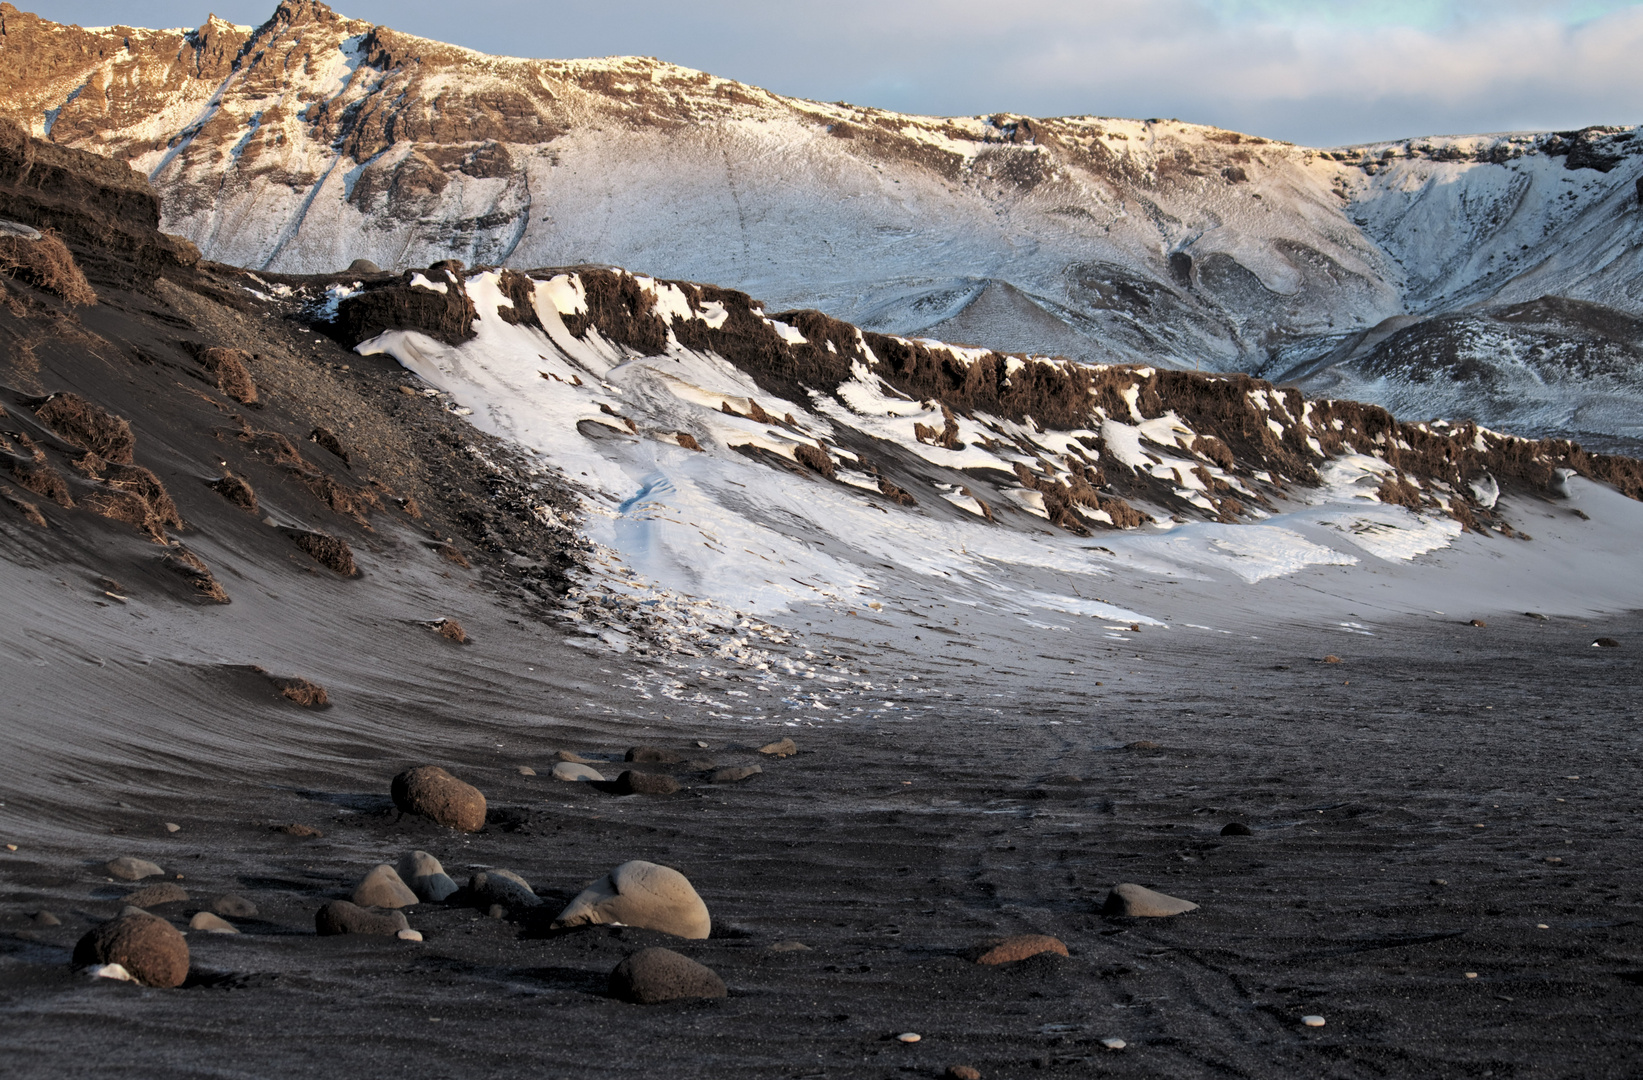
[32,0,1643,145]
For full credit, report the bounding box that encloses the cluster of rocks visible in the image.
[520,737,797,796]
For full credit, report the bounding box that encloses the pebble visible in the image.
[397,850,459,903]
[553,860,711,938]
[1465,972,1478,979]
[947,1067,981,1080]
[397,928,423,941]
[211,894,257,918]
[314,900,409,936]
[163,823,180,833]
[123,882,188,908]
[758,737,797,758]
[1322,655,1342,664]
[73,912,190,988]
[971,934,1068,966]
[1593,637,1620,648]
[469,868,542,911]
[1468,619,1487,627]
[1101,883,1199,917]
[188,911,238,934]
[4,844,15,852]
[33,911,61,927]
[390,765,487,832]
[554,750,598,764]
[1301,1015,1326,1028]
[1430,878,1448,887]
[89,963,135,982]
[897,1033,921,1044]
[105,857,164,882]
[709,765,761,785]
[607,947,727,1004]
[695,741,709,749]
[516,766,536,776]
[1101,1037,1126,1050]
[352,864,419,909]
[552,761,605,782]
[1220,822,1253,836]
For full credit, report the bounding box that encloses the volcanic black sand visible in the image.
[3,599,1640,1079]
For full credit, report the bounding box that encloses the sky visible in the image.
[30,0,1643,145]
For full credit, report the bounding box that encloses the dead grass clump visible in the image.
[1095,494,1151,529]
[1376,473,1426,510]
[1,483,47,527]
[290,530,359,576]
[161,546,230,603]
[296,469,379,524]
[793,443,836,478]
[877,478,917,506]
[433,618,469,643]
[434,542,470,568]
[959,486,996,523]
[277,677,329,708]
[209,472,258,514]
[198,347,258,405]
[560,268,670,354]
[33,393,134,463]
[0,230,96,305]
[80,488,165,541]
[309,426,349,465]
[1,454,73,506]
[676,432,703,451]
[237,429,304,467]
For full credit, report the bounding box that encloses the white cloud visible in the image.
[32,0,1643,144]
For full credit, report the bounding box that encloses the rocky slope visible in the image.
[3,0,1643,445]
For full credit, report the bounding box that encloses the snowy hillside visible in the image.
[2,0,1641,444]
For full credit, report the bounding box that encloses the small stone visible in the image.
[709,765,761,784]
[397,850,458,902]
[211,894,257,918]
[1468,619,1486,627]
[73,913,190,987]
[123,882,188,908]
[1465,972,1478,979]
[1322,655,1342,664]
[163,823,180,833]
[105,857,164,881]
[33,911,61,927]
[971,933,1068,965]
[390,765,487,832]
[695,741,710,749]
[1102,883,1199,918]
[612,770,680,795]
[1301,1015,1325,1028]
[4,843,15,851]
[353,864,419,909]
[553,860,711,938]
[555,750,598,764]
[1537,923,1550,929]
[314,900,409,936]
[897,1032,921,1044]
[89,962,135,981]
[947,1067,981,1080]
[1593,637,1620,648]
[188,911,238,934]
[767,941,810,953]
[1544,856,1563,865]
[1100,1037,1127,1050]
[397,928,423,941]
[469,868,541,911]
[607,947,727,1004]
[273,823,323,838]
[626,745,685,764]
[552,761,605,782]
[516,765,536,776]
[1220,821,1253,836]
[1430,879,1448,887]
[758,737,797,757]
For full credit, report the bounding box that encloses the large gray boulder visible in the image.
[552,860,710,939]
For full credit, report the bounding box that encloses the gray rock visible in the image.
[188,911,238,934]
[314,900,409,936]
[122,882,188,908]
[608,947,727,1004]
[105,857,163,881]
[1220,822,1253,836]
[613,770,679,795]
[709,765,761,784]
[469,869,541,911]
[32,911,61,927]
[346,258,382,274]
[352,864,419,909]
[552,860,710,938]
[1102,883,1199,917]
[758,737,797,757]
[552,761,605,782]
[516,765,536,776]
[211,894,258,918]
[396,851,459,903]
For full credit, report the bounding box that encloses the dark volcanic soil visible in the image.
[1,608,1639,1079]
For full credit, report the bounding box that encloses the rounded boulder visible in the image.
[552,761,604,782]
[353,864,419,909]
[105,857,163,881]
[613,770,680,795]
[73,913,189,988]
[469,868,542,911]
[608,947,727,1004]
[397,850,459,903]
[971,933,1068,965]
[552,860,710,938]
[390,765,486,832]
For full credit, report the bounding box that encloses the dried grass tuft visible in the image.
[676,432,703,451]
[290,530,358,576]
[198,348,258,405]
[435,542,470,568]
[0,230,96,305]
[434,618,469,643]
[277,677,329,708]
[33,393,134,463]
[793,443,836,478]
[161,546,230,603]
[208,472,259,514]
[309,427,349,465]
[1,483,47,527]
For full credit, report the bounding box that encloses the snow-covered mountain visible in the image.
[3,0,1641,446]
